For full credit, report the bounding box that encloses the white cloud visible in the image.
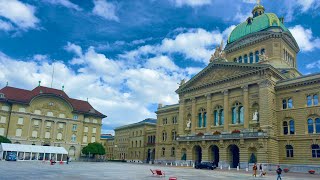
[0,0,39,30]
[145,56,179,71]
[289,25,320,52]
[172,0,211,7]
[233,11,251,23]
[296,0,320,12]
[45,0,82,11]
[0,19,13,31]
[306,60,320,69]
[92,0,119,22]
[242,0,256,4]
[33,54,49,61]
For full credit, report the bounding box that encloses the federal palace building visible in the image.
[0,85,106,159]
[155,2,320,170]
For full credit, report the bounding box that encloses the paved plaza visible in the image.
[0,161,319,180]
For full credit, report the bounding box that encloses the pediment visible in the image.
[177,62,275,93]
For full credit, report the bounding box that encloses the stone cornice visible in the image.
[176,62,284,94]
[275,73,320,90]
[225,30,300,53]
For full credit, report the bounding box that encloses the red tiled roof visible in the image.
[0,86,106,118]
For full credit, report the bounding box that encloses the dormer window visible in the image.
[49,102,54,106]
[247,17,253,24]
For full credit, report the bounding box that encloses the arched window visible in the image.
[220,109,224,125]
[314,95,319,105]
[231,102,243,124]
[286,145,293,157]
[261,48,265,55]
[171,147,175,156]
[172,131,176,141]
[288,98,293,108]
[283,121,288,135]
[238,56,242,63]
[282,99,287,109]
[249,52,254,63]
[308,118,314,134]
[71,134,76,142]
[289,120,295,134]
[162,131,167,141]
[307,95,312,106]
[198,108,206,128]
[162,147,165,156]
[135,141,137,147]
[139,140,141,147]
[255,51,259,63]
[311,144,320,158]
[316,118,320,133]
[244,54,248,63]
[214,106,224,126]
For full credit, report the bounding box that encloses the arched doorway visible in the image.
[209,145,219,167]
[181,148,187,160]
[193,145,202,164]
[147,149,151,163]
[248,147,257,163]
[228,145,239,168]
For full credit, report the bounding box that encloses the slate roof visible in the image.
[0,86,106,118]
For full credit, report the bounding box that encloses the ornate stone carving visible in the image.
[210,40,227,62]
[258,79,274,88]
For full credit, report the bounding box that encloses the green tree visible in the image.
[249,153,257,163]
[82,142,105,158]
[0,135,11,143]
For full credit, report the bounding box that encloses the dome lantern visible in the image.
[252,0,265,18]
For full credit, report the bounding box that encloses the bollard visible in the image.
[181,163,183,166]
[246,168,248,172]
[228,165,230,170]
[171,163,173,166]
[166,163,168,166]
[192,163,195,168]
[176,163,178,166]
[187,163,189,167]
[220,165,222,170]
[237,166,239,171]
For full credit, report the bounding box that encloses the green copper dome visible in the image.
[227,13,289,44]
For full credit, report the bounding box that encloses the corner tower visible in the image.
[224,1,300,79]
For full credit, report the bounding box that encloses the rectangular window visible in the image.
[314,95,319,106]
[214,110,218,126]
[16,129,22,137]
[45,132,50,139]
[72,124,77,131]
[59,123,64,129]
[0,128,5,136]
[84,118,90,122]
[91,136,96,143]
[59,114,65,118]
[93,119,97,123]
[73,115,78,120]
[198,113,202,127]
[34,120,39,126]
[1,106,9,111]
[307,95,312,107]
[32,131,37,138]
[282,99,287,109]
[34,110,41,115]
[0,116,6,124]
[84,126,88,132]
[17,117,24,125]
[18,108,25,112]
[46,122,51,127]
[83,136,87,143]
[92,127,96,133]
[47,112,53,116]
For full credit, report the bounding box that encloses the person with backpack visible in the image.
[276,165,282,180]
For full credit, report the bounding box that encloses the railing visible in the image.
[176,132,266,141]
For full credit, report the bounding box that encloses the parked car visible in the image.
[195,162,216,170]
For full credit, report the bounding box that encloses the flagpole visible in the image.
[51,62,55,88]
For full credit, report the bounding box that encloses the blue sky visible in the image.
[0,0,319,135]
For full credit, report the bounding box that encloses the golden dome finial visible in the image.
[257,0,261,5]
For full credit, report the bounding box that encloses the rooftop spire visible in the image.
[252,0,265,18]
[257,0,261,5]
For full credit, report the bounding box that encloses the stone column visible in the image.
[243,85,249,129]
[178,99,185,135]
[206,94,212,132]
[191,98,197,133]
[223,90,229,132]
[41,119,45,139]
[52,121,57,142]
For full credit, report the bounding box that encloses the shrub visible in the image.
[196,132,204,136]
[0,135,11,143]
[231,129,241,134]
[213,131,221,135]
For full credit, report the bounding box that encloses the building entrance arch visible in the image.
[192,145,202,164]
[228,144,239,168]
[209,145,219,167]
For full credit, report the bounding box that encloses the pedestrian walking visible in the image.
[67,156,70,164]
[259,164,263,177]
[252,163,257,177]
[276,165,282,180]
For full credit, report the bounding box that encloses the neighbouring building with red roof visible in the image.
[0,85,106,160]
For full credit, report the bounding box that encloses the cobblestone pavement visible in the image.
[0,161,319,180]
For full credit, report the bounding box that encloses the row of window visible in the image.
[132,130,143,137]
[162,116,178,125]
[161,147,175,156]
[233,49,265,64]
[282,94,319,109]
[286,144,320,158]
[283,49,294,66]
[282,118,320,135]
[162,131,177,142]
[147,135,156,144]
[131,140,143,148]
